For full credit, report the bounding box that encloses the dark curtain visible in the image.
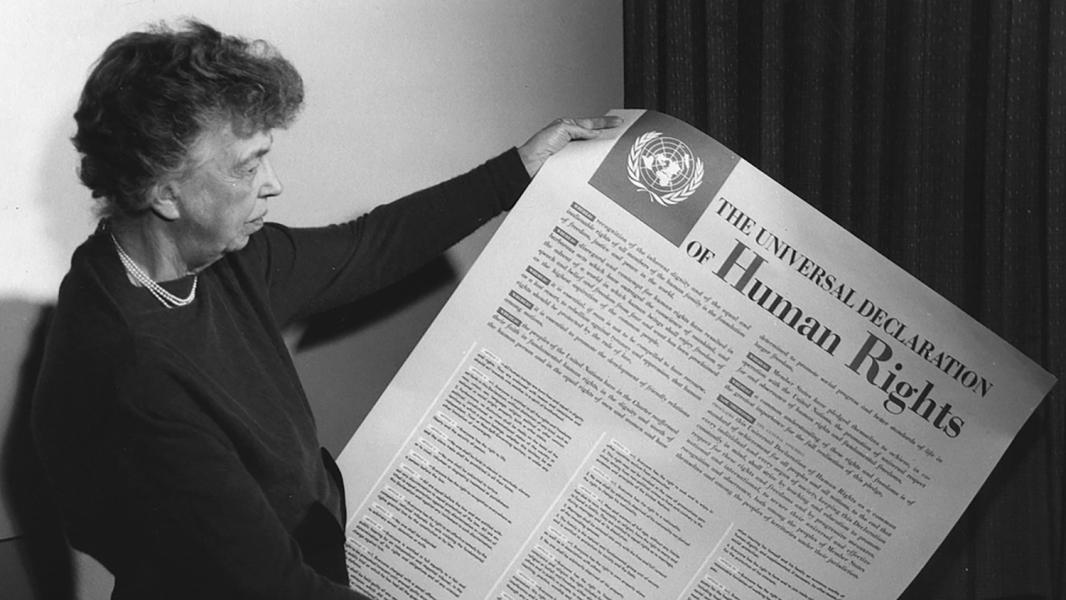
[624,1,1063,599]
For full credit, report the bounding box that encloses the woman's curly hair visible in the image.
[72,19,304,219]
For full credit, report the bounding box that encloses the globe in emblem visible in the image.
[639,137,696,191]
[626,131,704,206]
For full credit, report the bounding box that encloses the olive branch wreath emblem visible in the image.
[626,131,705,207]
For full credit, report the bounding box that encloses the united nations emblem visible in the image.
[626,131,704,206]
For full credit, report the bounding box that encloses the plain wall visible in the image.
[0,1,622,597]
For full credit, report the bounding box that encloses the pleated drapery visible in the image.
[624,2,1064,599]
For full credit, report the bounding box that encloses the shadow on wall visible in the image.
[294,252,464,456]
[296,254,458,351]
[0,105,100,597]
[0,301,74,598]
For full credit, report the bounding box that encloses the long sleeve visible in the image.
[250,148,529,325]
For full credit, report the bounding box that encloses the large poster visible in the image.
[336,110,1056,600]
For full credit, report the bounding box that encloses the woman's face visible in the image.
[170,124,281,270]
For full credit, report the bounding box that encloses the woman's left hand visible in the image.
[517,116,623,177]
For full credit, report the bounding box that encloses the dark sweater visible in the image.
[32,150,529,599]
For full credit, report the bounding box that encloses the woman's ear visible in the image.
[148,181,182,221]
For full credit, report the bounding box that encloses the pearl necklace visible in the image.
[110,233,198,309]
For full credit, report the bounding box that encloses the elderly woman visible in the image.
[32,20,617,599]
